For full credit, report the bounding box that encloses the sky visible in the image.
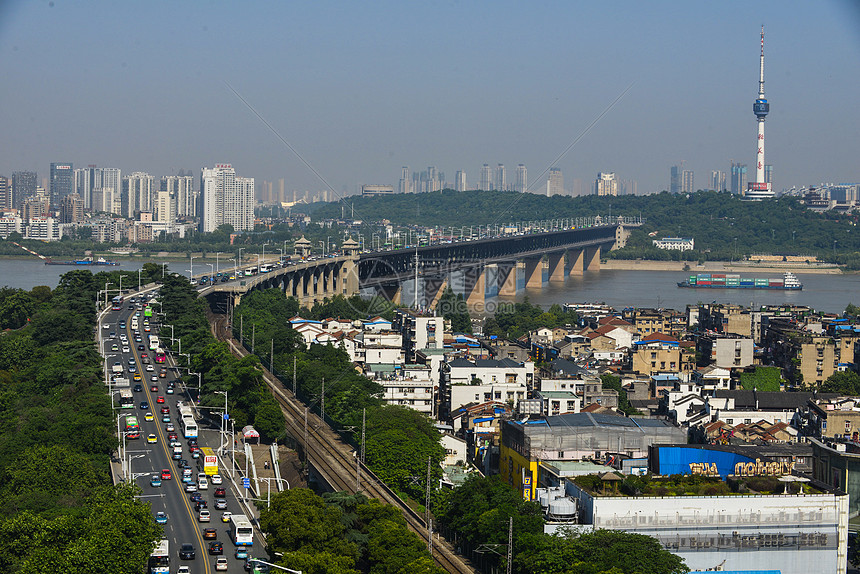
[1,0,859,199]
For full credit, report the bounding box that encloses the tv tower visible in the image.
[746,26,774,199]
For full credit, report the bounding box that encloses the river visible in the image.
[3,259,857,315]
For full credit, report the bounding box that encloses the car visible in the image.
[195,500,208,511]
[166,387,174,394]
[151,375,159,382]
[167,431,177,439]
[150,384,158,392]
[203,527,218,539]
[135,336,142,342]
[127,365,136,373]
[159,370,167,378]
[139,402,149,410]
[189,492,203,503]
[122,347,130,353]
[185,483,197,492]
[179,459,190,468]
[211,474,223,485]
[170,440,181,448]
[198,509,211,522]
[208,541,222,555]
[141,352,148,358]
[172,451,182,460]
[221,512,232,523]
[144,412,154,421]
[147,434,157,444]
[234,546,249,560]
[214,498,227,510]
[144,326,151,332]
[137,344,145,351]
[161,469,172,480]
[133,384,143,392]
[103,323,110,330]
[156,396,165,404]
[179,543,195,560]
[161,406,169,414]
[133,373,142,381]
[198,478,208,490]
[214,487,226,497]
[111,344,119,351]
[182,474,193,483]
[134,312,141,317]
[146,365,154,372]
[155,511,168,524]
[191,450,200,459]
[150,476,162,487]
[162,414,171,423]
[189,444,199,453]
[128,358,136,365]
[215,556,228,570]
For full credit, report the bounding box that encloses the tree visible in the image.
[600,373,639,416]
[437,288,472,333]
[822,370,860,396]
[253,393,286,442]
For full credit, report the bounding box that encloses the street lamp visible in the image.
[137,268,143,291]
[188,256,195,280]
[104,281,113,307]
[164,324,175,345]
[128,453,146,483]
[214,390,228,456]
[238,248,245,273]
[207,263,214,278]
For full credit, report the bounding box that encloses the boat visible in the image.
[678,271,802,290]
[44,256,119,266]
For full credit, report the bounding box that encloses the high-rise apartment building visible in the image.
[495,164,506,191]
[60,193,84,223]
[0,177,10,210]
[199,164,254,233]
[681,170,695,194]
[11,171,37,208]
[155,190,177,225]
[74,168,92,209]
[161,175,196,217]
[764,164,773,187]
[731,163,748,195]
[454,170,467,191]
[711,170,726,192]
[398,166,410,194]
[480,164,492,191]
[515,164,527,193]
[122,172,154,218]
[669,165,681,194]
[49,162,74,207]
[547,167,564,196]
[621,179,637,196]
[595,172,618,196]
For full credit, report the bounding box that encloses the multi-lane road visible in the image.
[100,292,262,574]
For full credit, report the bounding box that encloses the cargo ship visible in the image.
[678,271,802,290]
[44,257,119,266]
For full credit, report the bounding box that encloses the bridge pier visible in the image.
[376,283,402,305]
[585,246,601,272]
[548,252,565,282]
[425,276,449,310]
[523,257,543,288]
[463,266,486,310]
[497,262,517,296]
[569,248,585,276]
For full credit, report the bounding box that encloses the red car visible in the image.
[168,432,178,440]
[214,487,226,497]
[141,353,148,359]
[189,444,199,453]
[150,385,158,392]
[160,406,169,414]
[156,396,165,404]
[161,469,172,480]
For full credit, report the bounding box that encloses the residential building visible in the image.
[123,172,155,218]
[11,171,37,207]
[495,164,506,191]
[59,193,84,224]
[730,162,748,195]
[594,172,618,196]
[669,165,681,194]
[697,335,754,369]
[162,175,197,217]
[631,333,696,376]
[681,169,694,193]
[515,164,527,193]
[199,164,254,232]
[155,190,177,226]
[360,184,395,197]
[479,164,491,191]
[698,303,754,339]
[0,176,9,210]
[398,166,410,194]
[454,170,467,191]
[442,357,532,418]
[710,169,726,191]
[392,309,443,361]
[366,363,434,415]
[546,167,564,196]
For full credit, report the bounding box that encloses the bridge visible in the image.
[200,216,638,312]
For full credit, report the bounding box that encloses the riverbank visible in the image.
[602,259,845,275]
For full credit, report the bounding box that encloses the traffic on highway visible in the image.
[100,291,265,574]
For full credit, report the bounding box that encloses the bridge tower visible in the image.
[294,236,312,259]
[340,237,360,297]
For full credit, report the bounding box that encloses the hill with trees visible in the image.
[314,189,860,266]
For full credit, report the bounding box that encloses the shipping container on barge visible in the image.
[677,271,802,290]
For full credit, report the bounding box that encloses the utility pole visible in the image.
[270,338,274,372]
[320,377,325,422]
[293,356,297,394]
[303,407,308,476]
[413,244,419,309]
[251,323,255,354]
[240,315,244,344]
[507,517,513,574]
[361,408,366,463]
[425,456,432,542]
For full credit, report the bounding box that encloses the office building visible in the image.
[546,167,564,196]
[495,164,506,191]
[480,164,492,191]
[731,163,748,195]
[398,166,410,194]
[710,170,726,192]
[161,175,197,217]
[49,162,74,207]
[765,164,773,186]
[515,164,527,193]
[123,172,154,218]
[11,171,37,207]
[74,167,92,209]
[199,164,254,233]
[361,184,396,197]
[681,169,694,193]
[669,165,681,194]
[594,172,618,196]
[454,170,467,192]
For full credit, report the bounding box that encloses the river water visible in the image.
[4,258,857,315]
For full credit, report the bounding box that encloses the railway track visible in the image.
[209,313,474,574]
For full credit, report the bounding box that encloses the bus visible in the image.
[144,306,153,318]
[119,389,135,409]
[147,539,169,574]
[199,447,218,476]
[154,348,166,364]
[259,263,272,273]
[125,415,140,439]
[148,335,159,351]
[230,515,254,546]
[179,405,198,439]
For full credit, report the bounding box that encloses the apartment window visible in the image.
[651,352,657,359]
[744,419,752,424]
[846,421,852,433]
[726,419,733,424]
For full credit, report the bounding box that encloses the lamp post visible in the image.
[188,256,194,280]
[215,252,220,276]
[214,390,228,456]
[207,263,214,279]
[164,325,174,345]
[238,248,245,274]
[105,281,113,307]
[162,262,167,278]
[137,268,142,292]
[128,453,146,483]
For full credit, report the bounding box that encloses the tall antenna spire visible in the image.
[758,26,766,99]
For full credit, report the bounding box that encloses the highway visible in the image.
[100,294,260,574]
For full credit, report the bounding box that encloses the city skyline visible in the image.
[1,2,859,199]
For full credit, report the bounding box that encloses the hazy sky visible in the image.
[1,1,859,198]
